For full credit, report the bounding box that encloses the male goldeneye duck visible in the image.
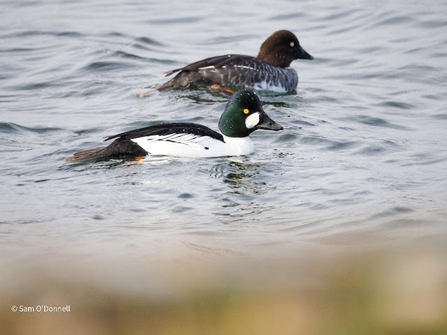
[156,30,313,93]
[67,90,283,163]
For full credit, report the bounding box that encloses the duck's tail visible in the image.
[155,72,206,91]
[66,147,108,164]
[67,139,149,164]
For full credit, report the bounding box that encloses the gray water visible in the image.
[1,0,447,261]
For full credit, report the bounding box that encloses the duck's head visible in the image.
[257,30,314,68]
[218,90,283,138]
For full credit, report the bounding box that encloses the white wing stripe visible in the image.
[233,65,255,70]
[198,65,216,70]
[131,133,205,146]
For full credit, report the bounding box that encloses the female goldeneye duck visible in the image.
[67,90,283,163]
[155,30,314,93]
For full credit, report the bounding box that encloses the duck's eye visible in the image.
[290,41,295,47]
[243,109,250,114]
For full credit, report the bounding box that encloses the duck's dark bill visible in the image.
[297,46,314,60]
[256,115,283,131]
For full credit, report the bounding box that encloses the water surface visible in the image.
[1,0,447,261]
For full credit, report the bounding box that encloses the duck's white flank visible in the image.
[251,67,298,93]
[252,80,285,93]
[130,134,254,158]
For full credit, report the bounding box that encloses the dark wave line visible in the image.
[0,122,63,135]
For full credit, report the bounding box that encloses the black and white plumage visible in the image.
[156,30,314,93]
[68,123,227,162]
[105,123,224,143]
[67,90,283,163]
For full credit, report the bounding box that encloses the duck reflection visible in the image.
[211,157,274,224]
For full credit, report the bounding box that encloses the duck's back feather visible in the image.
[105,123,224,142]
[164,54,255,76]
[157,55,297,92]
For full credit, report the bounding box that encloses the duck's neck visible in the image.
[257,51,291,68]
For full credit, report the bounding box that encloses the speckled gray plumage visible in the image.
[156,30,313,92]
[157,55,298,92]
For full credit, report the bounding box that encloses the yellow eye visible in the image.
[243,109,250,114]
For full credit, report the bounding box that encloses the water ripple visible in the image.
[0,122,63,134]
[432,114,447,120]
[81,60,138,72]
[340,115,409,130]
[377,100,415,110]
[146,16,202,25]
[134,36,165,46]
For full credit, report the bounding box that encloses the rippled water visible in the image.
[1,0,447,260]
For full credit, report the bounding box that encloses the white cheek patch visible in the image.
[245,112,260,129]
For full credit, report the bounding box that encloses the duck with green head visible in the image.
[67,90,283,163]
